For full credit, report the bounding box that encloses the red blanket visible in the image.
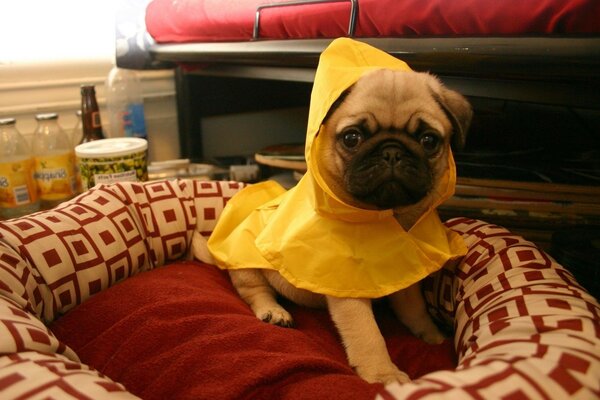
[146,0,600,43]
[50,262,456,400]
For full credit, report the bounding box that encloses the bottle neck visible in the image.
[32,119,70,155]
[35,119,61,135]
[1,125,28,157]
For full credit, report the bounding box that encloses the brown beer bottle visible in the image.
[79,85,106,143]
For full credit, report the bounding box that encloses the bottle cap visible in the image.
[0,117,16,125]
[75,137,148,158]
[35,113,59,121]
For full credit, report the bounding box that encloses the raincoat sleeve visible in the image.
[207,180,286,269]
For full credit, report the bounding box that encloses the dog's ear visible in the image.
[322,86,353,125]
[429,81,472,152]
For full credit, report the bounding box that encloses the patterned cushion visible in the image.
[1,180,598,399]
[382,218,600,400]
[0,180,242,398]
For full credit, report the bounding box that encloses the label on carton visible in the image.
[94,169,137,185]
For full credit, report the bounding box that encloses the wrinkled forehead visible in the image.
[331,70,451,136]
[353,69,423,96]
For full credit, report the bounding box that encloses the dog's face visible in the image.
[317,69,472,215]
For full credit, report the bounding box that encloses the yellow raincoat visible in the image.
[207,38,466,298]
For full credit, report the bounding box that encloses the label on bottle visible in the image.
[0,158,38,208]
[123,103,147,139]
[92,111,102,128]
[34,152,77,201]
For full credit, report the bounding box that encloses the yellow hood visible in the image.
[207,38,466,298]
[307,38,411,222]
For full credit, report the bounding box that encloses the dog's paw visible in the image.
[355,363,411,385]
[255,306,294,328]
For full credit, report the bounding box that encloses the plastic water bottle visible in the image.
[0,118,40,219]
[32,113,78,209]
[105,66,148,140]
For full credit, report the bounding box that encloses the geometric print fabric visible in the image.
[0,179,242,399]
[1,180,598,399]
[0,179,243,322]
[383,218,600,400]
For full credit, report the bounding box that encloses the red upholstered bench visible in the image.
[1,180,598,399]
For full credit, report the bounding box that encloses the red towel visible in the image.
[51,261,456,400]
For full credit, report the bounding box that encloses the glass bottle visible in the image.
[32,113,78,209]
[80,85,106,143]
[0,118,40,219]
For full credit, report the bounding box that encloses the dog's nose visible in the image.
[382,145,402,165]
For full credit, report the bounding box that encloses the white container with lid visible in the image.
[75,138,148,191]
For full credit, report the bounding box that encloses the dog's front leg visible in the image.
[189,230,215,263]
[229,269,294,327]
[326,296,410,384]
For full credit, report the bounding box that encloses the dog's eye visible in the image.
[341,129,364,149]
[419,133,441,154]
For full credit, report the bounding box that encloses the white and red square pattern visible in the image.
[0,181,598,399]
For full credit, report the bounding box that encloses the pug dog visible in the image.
[192,69,471,384]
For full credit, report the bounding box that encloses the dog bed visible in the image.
[0,180,598,399]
